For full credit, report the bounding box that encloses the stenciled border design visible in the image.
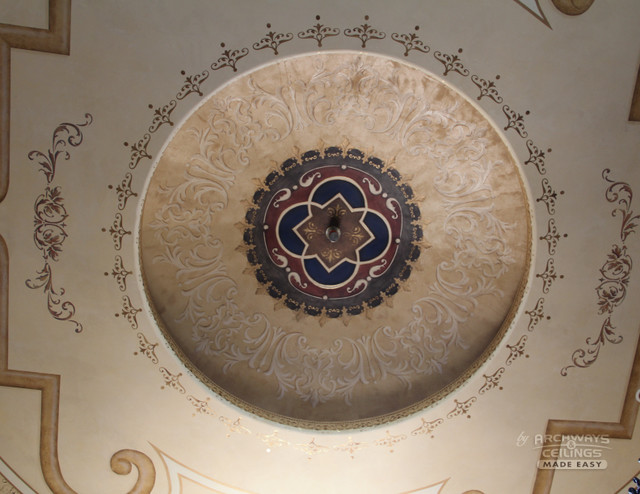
[25,114,92,333]
[562,170,639,374]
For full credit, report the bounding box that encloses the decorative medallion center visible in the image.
[245,147,422,318]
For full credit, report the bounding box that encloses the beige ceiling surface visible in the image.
[1,1,640,493]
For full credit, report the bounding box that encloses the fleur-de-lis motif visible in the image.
[391,29,430,57]
[540,218,566,255]
[411,418,444,436]
[537,178,564,215]
[176,69,209,99]
[334,437,367,458]
[187,395,214,415]
[110,172,137,211]
[525,297,547,332]
[471,74,503,103]
[159,367,185,394]
[103,213,131,251]
[211,44,249,72]
[433,49,469,77]
[502,104,529,137]
[134,332,158,364]
[447,397,477,419]
[536,258,563,294]
[295,438,330,458]
[374,430,407,452]
[524,139,549,175]
[119,295,142,330]
[298,16,340,47]
[125,134,152,170]
[148,100,177,132]
[252,24,293,55]
[344,17,385,48]
[505,335,528,365]
[107,255,132,291]
[479,368,505,394]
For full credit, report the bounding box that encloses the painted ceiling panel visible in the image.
[0,1,639,493]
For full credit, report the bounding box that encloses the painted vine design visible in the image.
[106,12,560,457]
[25,113,93,333]
[562,169,639,375]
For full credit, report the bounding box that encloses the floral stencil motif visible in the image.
[562,169,638,375]
[25,114,92,333]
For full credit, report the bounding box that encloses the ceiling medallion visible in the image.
[244,146,422,319]
[139,51,531,429]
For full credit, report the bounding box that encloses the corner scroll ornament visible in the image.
[25,113,93,333]
[298,16,340,47]
[252,24,293,55]
[562,169,638,375]
[110,449,156,494]
[344,16,386,48]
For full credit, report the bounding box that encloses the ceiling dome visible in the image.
[138,51,531,429]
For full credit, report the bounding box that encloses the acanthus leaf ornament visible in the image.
[28,113,93,184]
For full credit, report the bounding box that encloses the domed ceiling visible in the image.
[1,1,640,493]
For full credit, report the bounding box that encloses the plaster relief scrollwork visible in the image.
[142,53,529,425]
